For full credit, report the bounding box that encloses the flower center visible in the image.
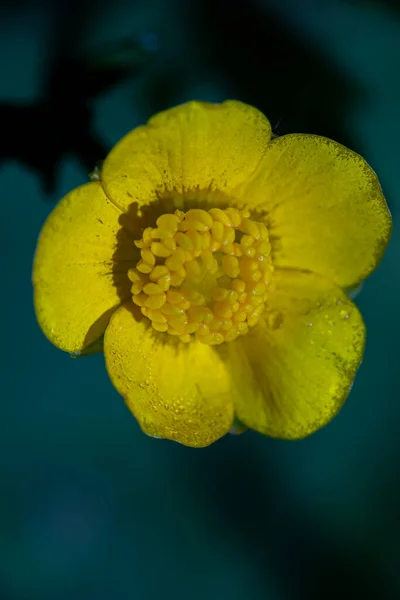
[128,207,273,345]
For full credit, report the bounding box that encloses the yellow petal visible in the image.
[224,268,365,439]
[238,134,391,288]
[33,182,137,353]
[104,304,234,447]
[101,100,272,212]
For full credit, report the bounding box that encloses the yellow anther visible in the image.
[143,282,163,296]
[233,310,247,323]
[242,245,257,258]
[131,206,273,345]
[249,270,262,283]
[147,309,167,323]
[131,281,143,295]
[156,213,179,232]
[225,328,239,342]
[186,209,213,228]
[201,250,215,269]
[232,279,246,293]
[152,322,169,333]
[197,324,210,337]
[163,237,177,251]
[128,269,143,283]
[188,306,213,323]
[167,290,186,304]
[209,318,223,331]
[222,255,240,278]
[247,307,264,327]
[157,275,171,291]
[240,235,255,249]
[165,248,186,271]
[175,232,194,251]
[227,290,238,304]
[221,243,235,256]
[239,257,259,281]
[151,242,172,257]
[202,231,211,250]
[258,224,269,240]
[225,208,242,227]
[187,230,203,251]
[221,319,233,331]
[256,241,271,255]
[149,265,168,280]
[185,259,202,281]
[170,272,185,287]
[185,322,200,334]
[132,293,147,307]
[169,314,188,328]
[180,334,192,343]
[177,265,187,277]
[221,227,235,246]
[161,304,184,316]
[179,299,191,311]
[237,322,249,335]
[151,227,174,240]
[145,294,166,309]
[142,227,153,246]
[187,219,209,232]
[241,219,260,238]
[214,301,233,320]
[209,208,232,226]
[136,260,153,274]
[248,281,267,296]
[203,332,225,345]
[250,295,265,307]
[140,248,155,265]
[211,287,230,302]
[211,220,225,241]
[183,289,206,306]
[168,327,182,336]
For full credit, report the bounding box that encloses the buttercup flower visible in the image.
[33,101,391,447]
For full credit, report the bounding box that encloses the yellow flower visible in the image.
[33,100,391,447]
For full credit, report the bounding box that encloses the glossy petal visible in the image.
[224,268,365,439]
[101,100,272,212]
[104,304,234,447]
[237,134,391,288]
[33,183,137,353]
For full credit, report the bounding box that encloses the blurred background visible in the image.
[1,0,399,598]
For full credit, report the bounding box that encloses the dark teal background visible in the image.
[1,0,399,598]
